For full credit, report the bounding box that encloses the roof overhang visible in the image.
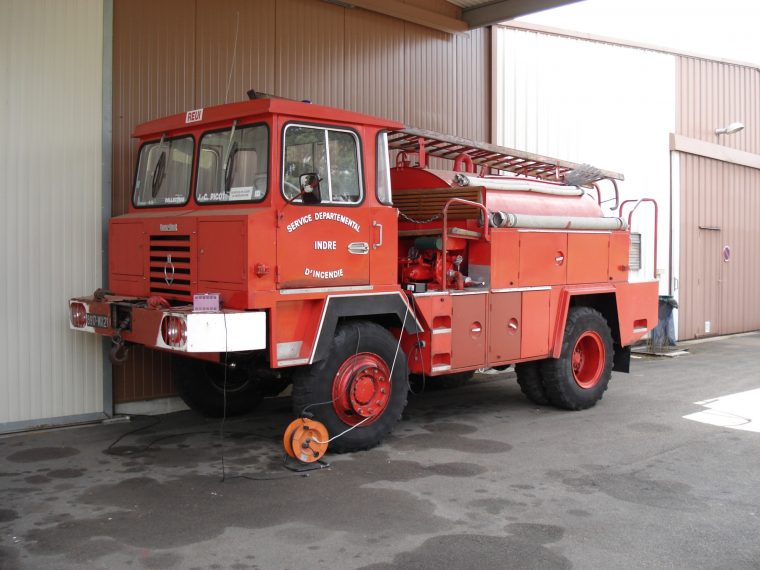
[324,0,583,34]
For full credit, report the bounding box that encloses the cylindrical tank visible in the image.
[390,168,605,219]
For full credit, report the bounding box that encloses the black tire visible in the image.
[291,321,408,453]
[540,307,614,410]
[173,356,264,417]
[515,362,550,405]
[409,371,474,392]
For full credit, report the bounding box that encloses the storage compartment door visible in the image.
[521,290,551,358]
[451,294,487,369]
[519,232,567,286]
[488,292,522,363]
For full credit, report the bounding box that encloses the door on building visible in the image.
[696,225,722,336]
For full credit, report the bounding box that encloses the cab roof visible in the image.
[132,98,404,139]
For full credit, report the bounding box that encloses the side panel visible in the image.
[567,233,610,284]
[451,294,487,369]
[609,231,630,282]
[519,232,567,286]
[273,298,325,366]
[615,281,659,346]
[488,292,522,363]
[110,221,144,277]
[411,293,452,373]
[109,220,146,297]
[369,206,399,287]
[198,220,246,285]
[521,290,551,358]
[489,230,519,288]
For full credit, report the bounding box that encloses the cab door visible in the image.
[276,123,371,289]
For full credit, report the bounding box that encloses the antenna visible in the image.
[224,11,240,104]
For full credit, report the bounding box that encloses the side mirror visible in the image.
[299,173,322,204]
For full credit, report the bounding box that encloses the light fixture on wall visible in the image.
[714,122,745,136]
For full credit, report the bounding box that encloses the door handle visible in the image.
[348,242,369,255]
[373,221,383,249]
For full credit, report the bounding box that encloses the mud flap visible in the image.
[612,344,630,373]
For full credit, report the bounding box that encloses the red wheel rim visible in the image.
[571,331,604,389]
[332,352,391,426]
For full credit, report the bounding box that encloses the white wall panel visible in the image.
[0,0,104,427]
[494,27,676,293]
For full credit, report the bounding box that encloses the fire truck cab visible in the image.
[70,94,658,453]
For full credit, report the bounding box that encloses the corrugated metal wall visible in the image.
[676,58,759,155]
[675,57,760,338]
[0,0,104,428]
[493,26,676,292]
[112,0,491,402]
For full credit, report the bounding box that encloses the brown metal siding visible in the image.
[676,57,760,339]
[456,27,490,141]
[195,0,277,107]
[112,0,490,402]
[344,9,405,121]
[275,0,346,106]
[676,57,760,154]
[113,0,196,217]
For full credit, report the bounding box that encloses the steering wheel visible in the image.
[283,180,301,200]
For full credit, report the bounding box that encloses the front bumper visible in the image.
[68,296,266,353]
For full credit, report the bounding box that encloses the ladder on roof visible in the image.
[387,127,624,183]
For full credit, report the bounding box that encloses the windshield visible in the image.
[133,136,194,207]
[196,123,269,203]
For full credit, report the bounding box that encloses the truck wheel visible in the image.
[291,321,408,453]
[515,362,550,405]
[173,357,263,417]
[540,307,614,410]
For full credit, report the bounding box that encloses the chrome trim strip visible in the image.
[279,285,374,295]
[491,286,552,293]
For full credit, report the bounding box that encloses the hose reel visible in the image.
[283,418,329,463]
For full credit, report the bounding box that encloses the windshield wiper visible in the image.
[221,120,238,194]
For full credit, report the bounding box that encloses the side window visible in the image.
[376,131,392,206]
[196,124,269,203]
[283,125,362,204]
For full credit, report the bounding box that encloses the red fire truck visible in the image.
[69,93,658,452]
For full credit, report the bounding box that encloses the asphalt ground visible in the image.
[1,333,759,570]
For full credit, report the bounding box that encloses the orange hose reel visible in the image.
[283,418,329,463]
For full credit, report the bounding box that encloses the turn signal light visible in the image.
[70,302,87,328]
[161,316,187,348]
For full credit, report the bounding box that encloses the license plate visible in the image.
[86,313,110,328]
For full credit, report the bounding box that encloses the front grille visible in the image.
[149,234,193,303]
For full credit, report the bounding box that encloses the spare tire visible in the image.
[173,356,263,417]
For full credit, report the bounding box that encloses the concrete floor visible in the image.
[1,333,759,570]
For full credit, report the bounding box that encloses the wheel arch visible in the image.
[553,289,630,373]
[311,292,422,363]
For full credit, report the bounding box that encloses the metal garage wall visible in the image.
[677,155,760,338]
[493,26,676,292]
[0,0,104,429]
[112,0,491,403]
[675,57,760,338]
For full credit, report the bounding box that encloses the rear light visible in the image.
[70,302,87,328]
[161,316,187,348]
